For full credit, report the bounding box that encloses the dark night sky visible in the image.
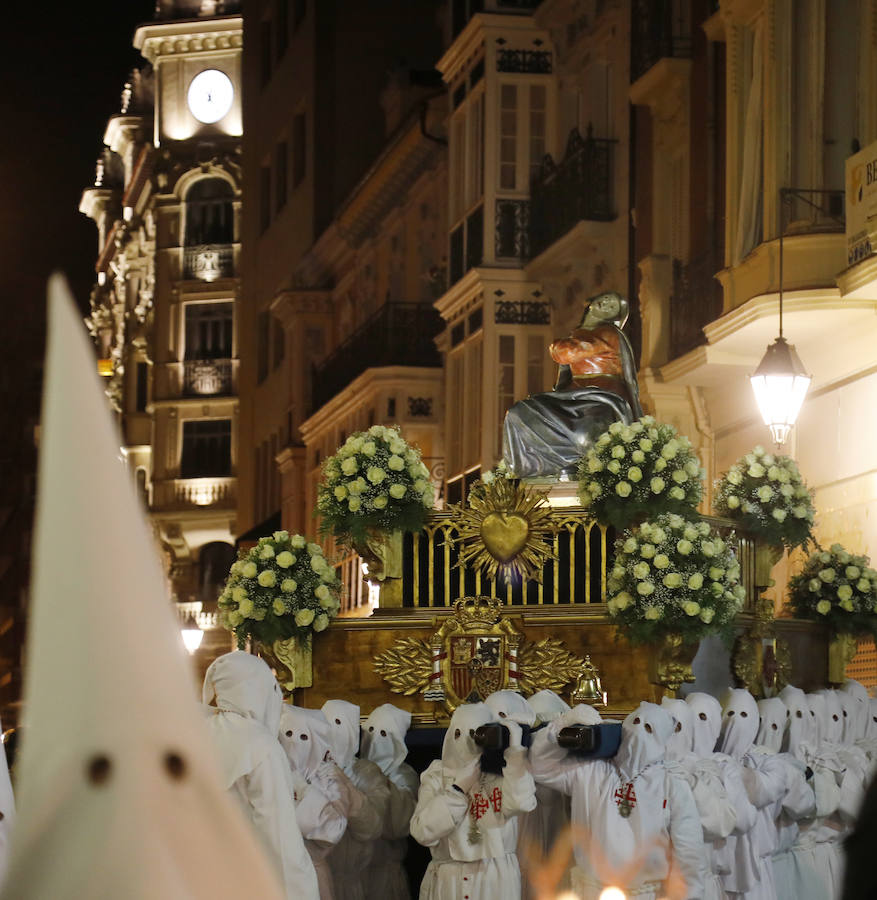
[0,2,155,332]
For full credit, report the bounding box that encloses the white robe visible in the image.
[204,654,320,900]
[323,700,390,900]
[280,706,350,900]
[686,692,759,898]
[331,759,390,900]
[531,703,704,900]
[362,704,418,900]
[717,689,787,900]
[411,703,536,900]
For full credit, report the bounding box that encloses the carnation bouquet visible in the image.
[607,513,746,643]
[714,446,815,551]
[218,531,340,649]
[788,543,877,635]
[577,417,704,530]
[317,425,435,546]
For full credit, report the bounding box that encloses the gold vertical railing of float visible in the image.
[405,509,614,608]
[399,510,752,610]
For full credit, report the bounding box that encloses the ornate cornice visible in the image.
[135,18,242,63]
[270,290,334,326]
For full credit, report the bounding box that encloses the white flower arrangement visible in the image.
[468,460,513,503]
[714,446,815,551]
[607,513,746,644]
[218,531,340,649]
[317,425,434,545]
[789,543,877,636]
[577,416,704,530]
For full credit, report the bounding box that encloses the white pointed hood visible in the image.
[718,689,759,759]
[485,690,537,726]
[817,690,844,744]
[806,693,828,743]
[322,700,360,773]
[615,702,672,781]
[202,651,285,789]
[686,692,723,756]
[442,703,494,771]
[836,689,866,743]
[756,698,787,752]
[1,277,285,899]
[867,699,877,741]
[279,706,333,777]
[779,685,815,756]
[660,697,694,760]
[361,704,410,777]
[528,689,570,724]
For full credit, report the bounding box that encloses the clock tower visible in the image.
[134,7,242,146]
[81,1,243,674]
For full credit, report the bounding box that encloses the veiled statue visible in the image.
[502,291,642,479]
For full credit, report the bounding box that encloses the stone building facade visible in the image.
[80,1,244,666]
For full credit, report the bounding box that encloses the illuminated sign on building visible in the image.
[845,140,877,266]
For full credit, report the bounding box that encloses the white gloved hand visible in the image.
[503,719,524,751]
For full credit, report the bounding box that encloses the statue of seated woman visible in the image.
[502,291,642,479]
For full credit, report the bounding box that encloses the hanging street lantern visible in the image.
[750,336,811,445]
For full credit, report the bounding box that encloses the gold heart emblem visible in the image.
[480,512,530,563]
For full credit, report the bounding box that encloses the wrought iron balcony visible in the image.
[183,359,233,396]
[631,0,693,83]
[311,302,444,413]
[528,127,615,260]
[183,244,234,281]
[670,254,723,360]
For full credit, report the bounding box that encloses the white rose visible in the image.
[295,608,315,627]
[313,613,330,632]
[276,551,295,568]
[388,455,405,471]
[389,483,406,499]
[373,495,389,509]
[341,457,358,476]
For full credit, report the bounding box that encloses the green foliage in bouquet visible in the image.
[607,513,746,644]
[577,416,704,530]
[218,531,340,649]
[788,543,877,636]
[317,425,435,546]
[714,446,815,551]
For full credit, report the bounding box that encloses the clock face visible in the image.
[187,69,234,124]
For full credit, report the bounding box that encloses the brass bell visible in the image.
[572,655,606,706]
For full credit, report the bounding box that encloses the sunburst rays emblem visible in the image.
[451,478,555,581]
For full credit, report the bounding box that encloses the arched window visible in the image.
[184,178,234,246]
[198,541,237,602]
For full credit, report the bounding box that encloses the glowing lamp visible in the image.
[749,336,810,445]
[180,614,204,654]
[597,889,627,900]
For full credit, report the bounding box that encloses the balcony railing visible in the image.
[528,127,615,260]
[183,359,233,397]
[152,477,237,511]
[311,302,444,413]
[671,254,723,359]
[631,0,693,83]
[183,244,234,281]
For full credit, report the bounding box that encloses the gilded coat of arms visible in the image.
[373,596,587,714]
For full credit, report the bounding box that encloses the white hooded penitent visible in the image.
[1,278,288,900]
